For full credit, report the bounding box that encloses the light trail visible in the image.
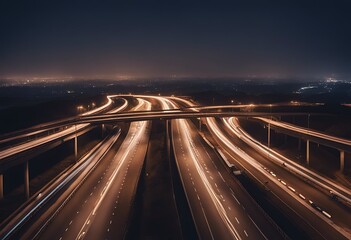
[81,95,116,116]
[1,97,131,239]
[0,96,128,160]
[106,98,128,113]
[177,119,242,239]
[255,117,351,147]
[75,98,151,239]
[225,117,351,206]
[165,97,251,239]
[206,117,351,239]
[0,129,121,240]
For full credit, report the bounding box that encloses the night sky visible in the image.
[0,0,350,79]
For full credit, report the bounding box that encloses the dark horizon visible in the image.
[1,0,351,80]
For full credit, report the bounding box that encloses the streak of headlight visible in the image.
[178,119,241,239]
[76,98,151,239]
[224,117,351,205]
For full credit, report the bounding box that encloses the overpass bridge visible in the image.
[0,102,349,200]
[253,117,351,171]
[0,109,310,199]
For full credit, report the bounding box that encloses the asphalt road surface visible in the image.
[24,98,151,240]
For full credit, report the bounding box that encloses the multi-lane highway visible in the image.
[169,96,351,239]
[0,95,125,146]
[160,97,284,239]
[6,98,151,240]
[206,117,351,239]
[0,97,128,164]
[1,94,351,240]
[227,117,351,204]
[254,117,351,152]
[172,118,284,239]
[255,116,351,146]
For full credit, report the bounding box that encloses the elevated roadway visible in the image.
[254,117,351,153]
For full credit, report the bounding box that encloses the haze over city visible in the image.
[1,0,351,79]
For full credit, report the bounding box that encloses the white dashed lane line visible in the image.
[232,194,241,205]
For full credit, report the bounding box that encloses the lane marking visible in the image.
[199,201,215,240]
[231,194,241,205]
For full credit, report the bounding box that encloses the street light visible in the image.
[77,105,84,114]
[77,106,81,113]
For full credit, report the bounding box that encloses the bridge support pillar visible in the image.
[0,174,3,200]
[267,123,271,148]
[74,124,78,161]
[74,135,78,161]
[24,160,30,199]
[166,120,171,161]
[102,124,105,138]
[306,140,310,165]
[340,150,345,172]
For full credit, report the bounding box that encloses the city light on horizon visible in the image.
[0,1,350,80]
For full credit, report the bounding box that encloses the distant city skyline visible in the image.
[1,0,350,80]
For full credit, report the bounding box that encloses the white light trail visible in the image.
[224,117,351,205]
[76,98,151,239]
[176,119,242,239]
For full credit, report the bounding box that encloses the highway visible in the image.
[159,97,283,239]
[206,117,351,239]
[227,117,351,205]
[166,97,351,203]
[26,98,151,240]
[255,116,351,146]
[0,98,315,152]
[0,97,128,164]
[0,98,150,239]
[170,96,351,238]
[0,95,124,146]
[0,126,122,239]
[1,94,351,239]
[254,117,351,151]
[184,101,323,111]
[172,118,285,239]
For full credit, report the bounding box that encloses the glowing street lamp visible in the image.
[77,105,84,114]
